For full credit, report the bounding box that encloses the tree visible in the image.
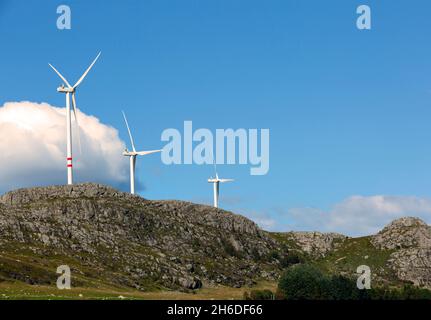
[277,264,331,300]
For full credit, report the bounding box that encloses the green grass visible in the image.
[313,236,400,286]
[0,239,276,300]
[267,232,301,251]
[0,281,278,300]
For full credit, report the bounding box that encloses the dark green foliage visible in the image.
[279,252,302,268]
[243,289,274,300]
[327,275,363,300]
[366,284,431,300]
[277,264,431,300]
[399,284,431,299]
[268,250,280,261]
[278,264,331,300]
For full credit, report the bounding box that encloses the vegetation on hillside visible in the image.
[245,264,431,300]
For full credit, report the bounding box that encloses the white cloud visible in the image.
[253,216,277,230]
[327,195,431,235]
[0,101,131,193]
[251,195,431,236]
[243,210,277,230]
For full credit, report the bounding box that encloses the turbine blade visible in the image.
[48,63,72,88]
[122,111,136,152]
[136,150,162,156]
[213,160,218,180]
[71,93,82,155]
[219,179,234,183]
[73,52,101,89]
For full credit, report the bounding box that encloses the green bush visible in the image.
[279,252,302,268]
[244,289,274,300]
[268,250,280,261]
[277,264,431,300]
[400,284,431,299]
[327,275,358,300]
[278,264,331,300]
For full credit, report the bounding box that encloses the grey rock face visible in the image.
[371,217,431,288]
[371,217,431,250]
[284,231,347,257]
[0,183,280,290]
[388,248,431,288]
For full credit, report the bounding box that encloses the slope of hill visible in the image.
[272,217,431,289]
[0,183,430,298]
[0,183,282,293]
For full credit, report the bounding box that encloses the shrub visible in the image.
[277,264,431,300]
[327,275,361,300]
[244,289,274,300]
[278,264,331,300]
[279,252,302,268]
[400,284,431,299]
[268,250,280,261]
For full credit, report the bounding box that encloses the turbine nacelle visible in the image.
[208,168,234,208]
[123,148,135,156]
[57,85,74,93]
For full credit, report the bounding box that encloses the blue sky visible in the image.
[1,0,431,235]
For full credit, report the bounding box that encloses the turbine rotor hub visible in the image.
[57,86,74,93]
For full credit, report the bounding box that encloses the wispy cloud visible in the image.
[246,195,431,236]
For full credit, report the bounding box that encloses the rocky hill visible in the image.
[0,183,430,295]
[273,231,347,258]
[274,217,431,289]
[0,183,282,291]
[371,217,431,287]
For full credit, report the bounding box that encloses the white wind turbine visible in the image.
[48,52,101,185]
[208,164,234,208]
[122,111,162,194]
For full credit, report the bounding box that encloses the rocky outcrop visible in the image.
[0,183,280,291]
[283,231,347,257]
[372,217,431,249]
[388,248,431,288]
[371,217,431,288]
[371,217,431,250]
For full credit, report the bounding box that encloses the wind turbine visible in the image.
[208,164,234,208]
[48,52,101,185]
[122,111,162,194]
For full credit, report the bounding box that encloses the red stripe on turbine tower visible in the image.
[67,157,72,161]
[67,164,73,168]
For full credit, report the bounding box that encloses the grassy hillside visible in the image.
[313,237,401,286]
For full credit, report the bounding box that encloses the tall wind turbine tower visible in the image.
[49,52,101,185]
[122,111,162,194]
[208,165,234,208]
